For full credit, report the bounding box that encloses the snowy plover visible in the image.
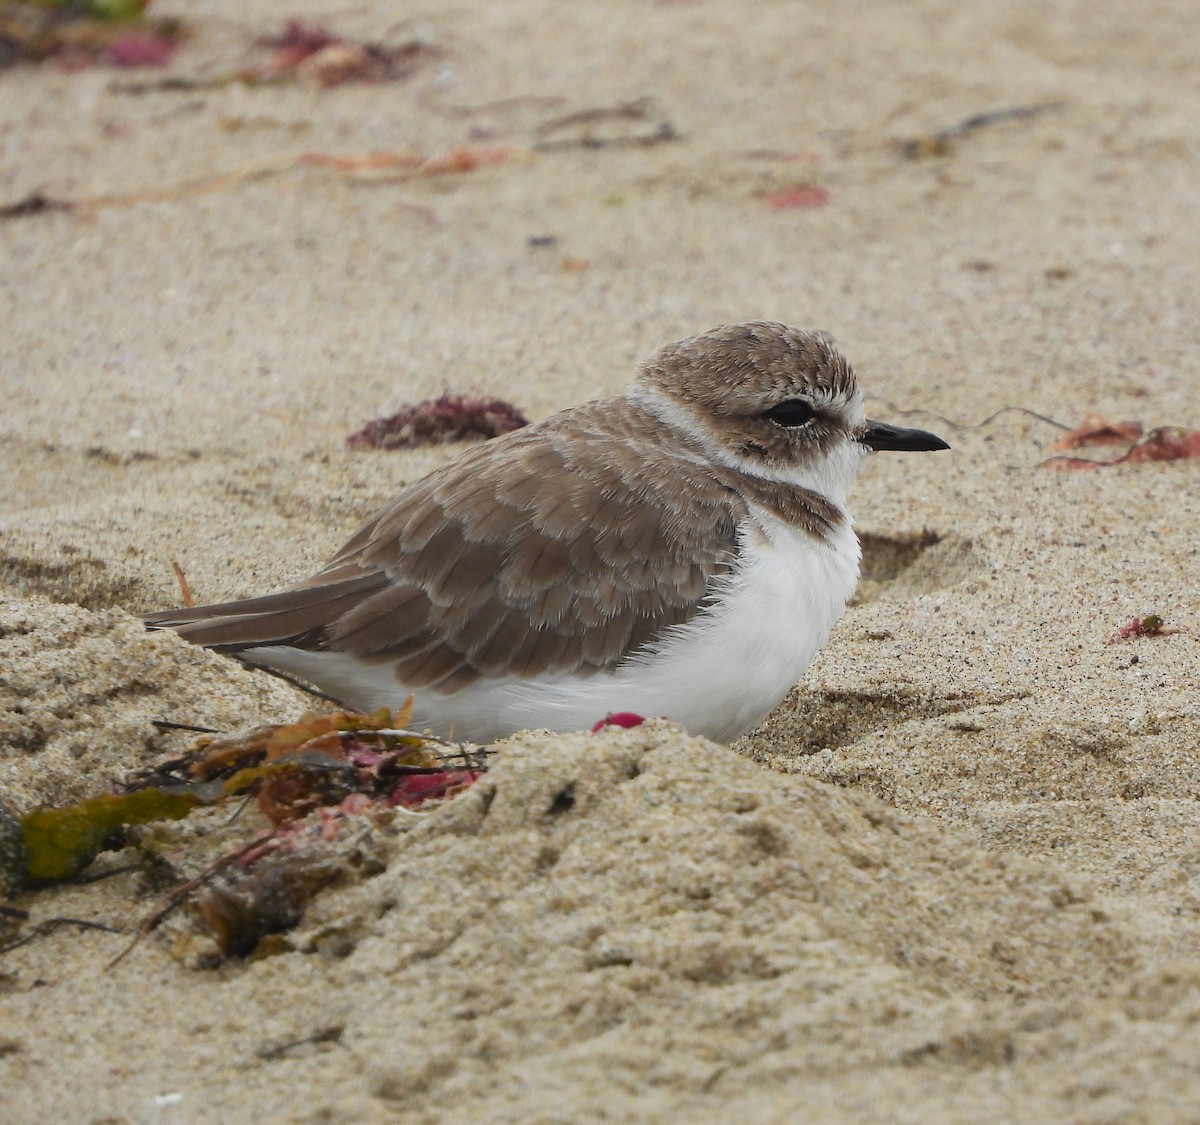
[147,322,948,742]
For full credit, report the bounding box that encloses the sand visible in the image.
[2,0,1200,1121]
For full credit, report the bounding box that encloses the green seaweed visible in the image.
[20,788,202,881]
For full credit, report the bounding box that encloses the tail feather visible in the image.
[144,572,388,654]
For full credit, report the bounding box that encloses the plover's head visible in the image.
[631,321,948,506]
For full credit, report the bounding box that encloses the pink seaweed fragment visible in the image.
[257,19,337,74]
[765,186,831,209]
[105,32,177,68]
[347,746,386,768]
[1105,615,1188,644]
[1045,427,1200,469]
[1051,412,1143,451]
[591,712,647,732]
[346,392,529,451]
[385,770,483,808]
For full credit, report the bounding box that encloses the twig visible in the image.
[0,192,74,220]
[171,559,195,608]
[232,657,345,703]
[111,76,228,95]
[534,98,679,151]
[256,1024,345,1060]
[1,917,121,956]
[151,720,221,734]
[870,402,1072,432]
[418,90,565,118]
[72,862,142,885]
[225,793,256,824]
[343,727,453,746]
[938,103,1064,141]
[899,102,1064,158]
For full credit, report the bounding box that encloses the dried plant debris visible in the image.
[0,192,75,220]
[1106,615,1189,644]
[346,393,529,451]
[1043,414,1200,468]
[0,1,183,70]
[6,705,490,961]
[191,843,344,959]
[180,784,457,960]
[1051,412,1144,450]
[7,700,487,954]
[256,1025,345,1060]
[297,147,512,178]
[252,19,437,87]
[534,98,679,151]
[0,146,514,221]
[899,102,1063,159]
[1,914,120,956]
[128,703,489,821]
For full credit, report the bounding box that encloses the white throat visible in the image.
[629,382,867,509]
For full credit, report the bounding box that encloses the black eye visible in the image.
[763,400,815,428]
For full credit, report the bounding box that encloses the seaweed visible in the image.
[346,393,529,451]
[0,0,183,70]
[20,704,498,964]
[1106,615,1189,644]
[20,788,202,882]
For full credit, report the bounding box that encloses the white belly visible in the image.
[245,511,860,744]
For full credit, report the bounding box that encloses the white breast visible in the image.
[603,508,861,741]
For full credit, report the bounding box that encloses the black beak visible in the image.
[858,420,950,452]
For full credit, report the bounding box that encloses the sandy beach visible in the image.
[3,1,1200,1121]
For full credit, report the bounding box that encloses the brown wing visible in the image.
[146,400,748,692]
